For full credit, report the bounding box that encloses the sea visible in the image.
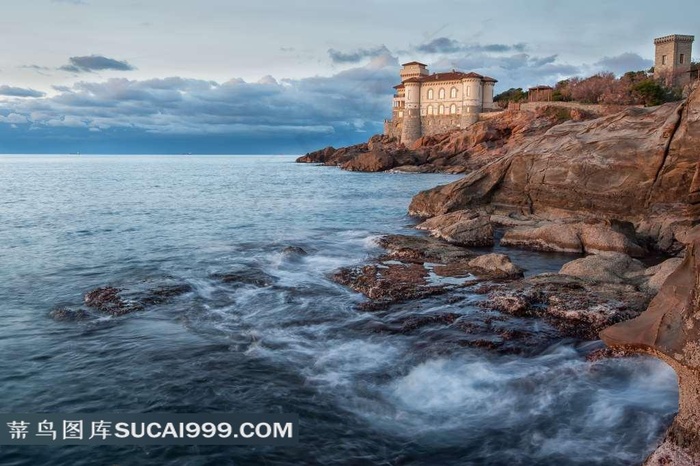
[0,155,679,465]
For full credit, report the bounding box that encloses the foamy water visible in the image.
[0,155,678,465]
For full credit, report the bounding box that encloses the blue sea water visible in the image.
[0,155,679,465]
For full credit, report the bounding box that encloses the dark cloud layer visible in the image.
[0,38,658,154]
[328,46,391,64]
[414,37,527,54]
[0,85,45,98]
[59,55,135,73]
[0,55,398,154]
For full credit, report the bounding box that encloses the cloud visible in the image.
[52,0,89,4]
[414,37,527,54]
[0,86,46,98]
[593,52,653,76]
[328,45,392,64]
[0,57,400,154]
[59,55,135,73]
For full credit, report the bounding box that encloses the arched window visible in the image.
[427,89,434,100]
[450,87,458,98]
[450,104,457,114]
[438,104,445,115]
[427,105,434,115]
[438,88,445,99]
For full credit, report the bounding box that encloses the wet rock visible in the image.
[49,307,92,322]
[585,347,634,362]
[501,221,646,257]
[140,284,193,305]
[280,246,309,260]
[377,234,473,264]
[332,262,446,303]
[213,270,276,287]
[398,313,460,333]
[84,286,143,316]
[416,210,494,247]
[601,229,700,464]
[481,274,650,339]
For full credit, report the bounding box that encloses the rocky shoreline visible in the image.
[299,83,700,463]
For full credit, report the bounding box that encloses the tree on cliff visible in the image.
[494,88,528,106]
[551,70,681,106]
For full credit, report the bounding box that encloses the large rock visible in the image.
[601,229,700,464]
[409,85,700,252]
[559,253,645,284]
[467,253,523,279]
[341,149,394,172]
[500,221,646,256]
[416,210,494,247]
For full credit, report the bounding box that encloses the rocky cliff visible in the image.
[297,106,597,174]
[408,85,700,254]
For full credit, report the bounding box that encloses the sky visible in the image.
[0,0,698,154]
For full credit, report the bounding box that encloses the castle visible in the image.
[653,34,695,87]
[383,62,498,145]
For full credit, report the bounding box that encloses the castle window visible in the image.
[662,55,667,65]
[466,86,471,97]
[450,104,457,114]
[427,105,434,115]
[450,87,458,98]
[427,89,434,100]
[438,88,445,99]
[438,104,445,115]
[680,54,685,64]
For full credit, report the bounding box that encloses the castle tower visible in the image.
[481,77,497,111]
[460,73,483,127]
[654,34,694,87]
[399,61,428,82]
[400,79,422,146]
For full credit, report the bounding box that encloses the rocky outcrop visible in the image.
[416,210,494,247]
[409,85,700,253]
[501,220,646,256]
[480,273,650,340]
[297,107,598,173]
[332,234,526,309]
[601,229,700,464]
[52,281,193,320]
[341,149,394,172]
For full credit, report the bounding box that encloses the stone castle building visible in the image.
[383,61,497,145]
[654,34,695,87]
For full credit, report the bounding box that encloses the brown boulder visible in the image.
[341,150,394,172]
[467,253,523,279]
[416,210,494,247]
[500,221,646,256]
[559,253,645,284]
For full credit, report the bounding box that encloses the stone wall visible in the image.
[385,111,503,139]
[420,115,462,137]
[518,101,613,116]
